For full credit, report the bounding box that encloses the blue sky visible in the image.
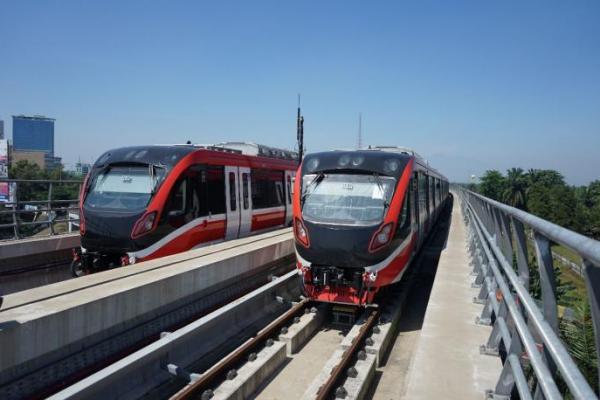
[1,1,599,184]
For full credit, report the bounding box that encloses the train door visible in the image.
[284,170,293,226]
[239,167,252,237]
[225,166,240,240]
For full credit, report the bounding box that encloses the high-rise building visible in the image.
[12,115,55,154]
[12,115,61,169]
[0,119,4,139]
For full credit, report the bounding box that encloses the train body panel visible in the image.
[75,143,297,275]
[293,147,449,306]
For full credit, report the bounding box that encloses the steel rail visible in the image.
[171,297,311,400]
[315,307,381,400]
[464,196,597,399]
[28,265,296,400]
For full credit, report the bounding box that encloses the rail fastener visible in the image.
[315,307,382,400]
[170,298,311,400]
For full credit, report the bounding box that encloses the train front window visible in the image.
[85,165,165,211]
[302,173,396,226]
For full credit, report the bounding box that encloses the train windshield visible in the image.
[301,173,396,226]
[84,165,165,211]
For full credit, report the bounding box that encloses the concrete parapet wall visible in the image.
[0,233,80,261]
[0,229,294,387]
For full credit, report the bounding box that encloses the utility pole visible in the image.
[297,94,304,164]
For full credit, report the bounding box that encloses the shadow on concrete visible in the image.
[369,194,454,396]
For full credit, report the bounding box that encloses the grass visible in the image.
[551,244,587,305]
[552,244,582,265]
[524,239,587,306]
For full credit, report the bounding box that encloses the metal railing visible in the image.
[0,179,82,240]
[458,188,599,399]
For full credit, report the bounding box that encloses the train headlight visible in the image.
[369,222,394,252]
[377,225,391,244]
[131,211,157,239]
[383,159,399,174]
[368,271,377,282]
[352,156,364,167]
[294,218,310,247]
[338,154,351,167]
[306,158,320,172]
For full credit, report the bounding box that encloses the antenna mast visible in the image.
[297,94,304,164]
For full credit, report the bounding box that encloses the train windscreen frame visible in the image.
[301,173,396,226]
[84,164,166,211]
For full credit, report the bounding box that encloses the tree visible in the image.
[8,160,80,202]
[527,169,565,188]
[478,170,506,201]
[503,167,527,209]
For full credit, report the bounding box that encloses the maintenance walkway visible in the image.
[404,196,501,399]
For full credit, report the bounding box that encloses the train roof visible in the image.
[92,142,298,170]
[302,146,447,180]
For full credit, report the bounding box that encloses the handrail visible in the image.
[469,191,600,267]
[457,188,599,399]
[0,179,82,240]
[0,178,82,184]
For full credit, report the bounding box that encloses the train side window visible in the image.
[397,192,411,239]
[229,172,237,211]
[275,181,284,205]
[286,175,292,204]
[418,172,427,217]
[242,173,249,209]
[163,177,188,227]
[251,169,284,209]
[191,165,225,217]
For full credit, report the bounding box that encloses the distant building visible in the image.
[12,115,61,170]
[75,161,91,176]
[12,150,47,169]
[0,120,4,140]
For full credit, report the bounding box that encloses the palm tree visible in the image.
[560,300,599,395]
[503,167,527,209]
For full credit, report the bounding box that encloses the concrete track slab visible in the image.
[0,230,293,387]
[404,197,501,399]
[256,327,344,400]
[1,228,290,311]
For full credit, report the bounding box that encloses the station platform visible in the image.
[404,196,502,399]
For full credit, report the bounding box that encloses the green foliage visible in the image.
[7,160,80,202]
[527,254,575,307]
[560,300,599,395]
[479,170,506,201]
[503,167,527,209]
[475,167,600,396]
[476,167,600,240]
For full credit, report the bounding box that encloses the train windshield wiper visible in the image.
[301,172,325,208]
[149,163,166,194]
[373,173,390,209]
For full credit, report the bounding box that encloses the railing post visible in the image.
[12,182,20,239]
[498,211,513,264]
[512,218,530,290]
[533,232,558,332]
[533,232,559,400]
[583,260,600,392]
[48,181,55,235]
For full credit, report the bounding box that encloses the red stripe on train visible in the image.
[251,210,285,231]
[138,219,226,262]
